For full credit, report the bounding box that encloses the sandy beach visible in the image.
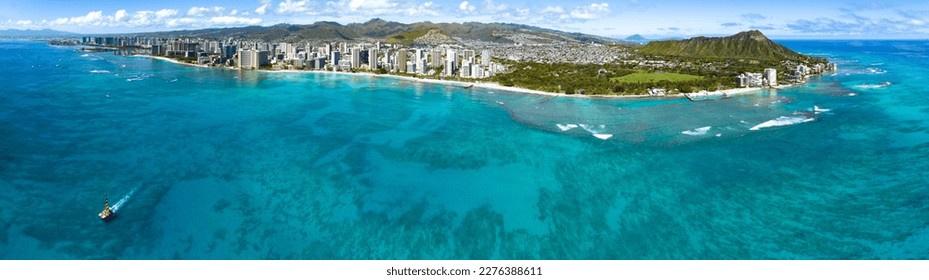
[132,54,768,100]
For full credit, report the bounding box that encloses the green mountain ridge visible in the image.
[125,18,624,45]
[640,30,814,61]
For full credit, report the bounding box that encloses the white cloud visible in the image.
[155,9,178,19]
[70,11,105,25]
[348,0,397,11]
[187,7,211,17]
[128,11,156,26]
[256,4,269,15]
[459,1,475,13]
[276,0,310,14]
[16,20,33,25]
[541,6,564,14]
[230,9,239,16]
[569,3,609,19]
[513,8,531,21]
[30,7,263,31]
[166,17,197,28]
[483,0,508,14]
[210,16,262,26]
[186,6,224,17]
[114,10,128,21]
[406,1,437,16]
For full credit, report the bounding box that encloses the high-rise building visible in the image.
[281,43,297,60]
[415,49,425,74]
[445,60,455,76]
[763,68,777,87]
[351,47,362,69]
[481,50,492,66]
[151,45,166,56]
[445,49,457,76]
[237,49,270,69]
[431,49,443,68]
[736,74,748,88]
[331,51,341,68]
[222,45,237,59]
[397,49,408,73]
[462,50,475,64]
[459,61,471,78]
[368,48,378,69]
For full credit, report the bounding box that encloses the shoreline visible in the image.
[131,54,783,100]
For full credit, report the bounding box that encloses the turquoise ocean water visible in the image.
[0,40,927,259]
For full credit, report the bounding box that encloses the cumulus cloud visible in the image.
[276,0,310,14]
[406,1,438,16]
[187,7,210,17]
[114,10,128,21]
[16,20,33,25]
[459,1,476,13]
[155,9,178,19]
[70,11,105,25]
[569,3,609,20]
[542,6,565,14]
[256,4,269,15]
[33,7,261,31]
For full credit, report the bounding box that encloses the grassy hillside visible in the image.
[386,28,440,45]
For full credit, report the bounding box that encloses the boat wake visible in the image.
[749,115,815,131]
[110,187,137,213]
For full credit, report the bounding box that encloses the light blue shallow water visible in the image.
[0,40,927,259]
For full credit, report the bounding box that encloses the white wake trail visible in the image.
[110,187,137,213]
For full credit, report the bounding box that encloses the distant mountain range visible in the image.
[128,18,626,45]
[0,29,80,37]
[640,30,813,61]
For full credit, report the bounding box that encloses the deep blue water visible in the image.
[0,39,927,259]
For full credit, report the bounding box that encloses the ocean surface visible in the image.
[0,40,927,259]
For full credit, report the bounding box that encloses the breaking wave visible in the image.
[854,82,891,89]
[681,126,712,136]
[592,134,613,140]
[556,124,579,131]
[579,124,605,134]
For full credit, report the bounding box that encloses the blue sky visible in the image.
[1,0,927,39]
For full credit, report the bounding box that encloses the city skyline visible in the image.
[1,0,928,39]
